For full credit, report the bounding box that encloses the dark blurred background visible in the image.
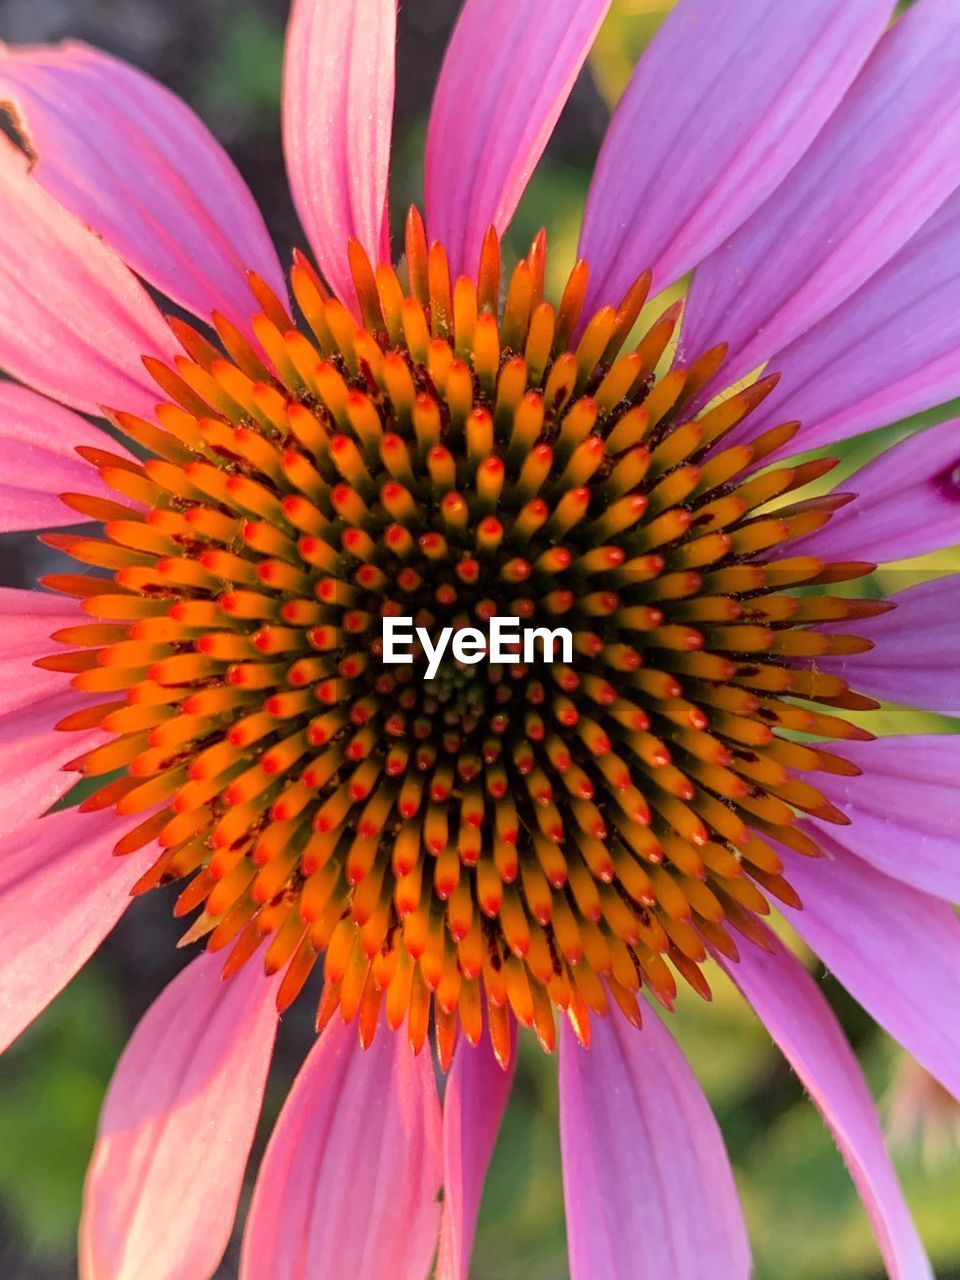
[1,1,957,1277]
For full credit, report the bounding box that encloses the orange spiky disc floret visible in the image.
[40,209,888,1070]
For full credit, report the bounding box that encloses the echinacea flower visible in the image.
[1,0,959,1276]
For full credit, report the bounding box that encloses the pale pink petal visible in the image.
[437,1023,516,1280]
[0,806,152,1054]
[806,736,960,902]
[795,419,960,564]
[0,142,177,416]
[579,0,895,311]
[0,41,286,333]
[240,1014,442,1280]
[819,577,960,717]
[683,0,960,392]
[426,0,611,280]
[719,932,932,1280]
[283,0,395,309]
[778,833,960,1104]
[742,189,960,453]
[80,954,279,1280]
[0,383,132,530]
[0,587,80,715]
[0,688,104,839]
[558,1008,750,1280]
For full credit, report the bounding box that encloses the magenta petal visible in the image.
[578,0,894,311]
[437,1024,516,1280]
[0,144,176,416]
[80,954,279,1280]
[719,932,931,1280]
[798,419,960,560]
[819,578,960,717]
[742,189,960,453]
[0,42,286,334]
[779,833,960,1104]
[795,419,960,564]
[0,587,79,714]
[425,0,610,280]
[0,807,151,1054]
[0,688,104,839]
[683,0,960,393]
[283,0,395,309]
[808,736,960,901]
[240,1015,443,1280]
[0,383,132,530]
[558,1008,750,1280]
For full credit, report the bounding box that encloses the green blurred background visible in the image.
[0,0,957,1276]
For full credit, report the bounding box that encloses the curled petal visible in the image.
[283,0,396,308]
[240,1014,443,1280]
[0,806,151,1055]
[0,41,286,333]
[437,1022,516,1280]
[559,1008,750,1280]
[579,0,895,310]
[719,931,932,1280]
[0,142,176,416]
[426,0,611,279]
[80,954,280,1280]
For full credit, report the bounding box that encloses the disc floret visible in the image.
[41,209,886,1067]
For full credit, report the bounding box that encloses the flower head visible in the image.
[41,218,887,1073]
[0,1,959,1278]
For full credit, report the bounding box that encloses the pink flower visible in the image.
[0,1,958,1277]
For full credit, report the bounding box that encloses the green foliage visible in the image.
[590,1,674,108]
[200,5,284,118]
[0,965,124,1260]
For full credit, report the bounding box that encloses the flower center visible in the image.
[40,209,886,1068]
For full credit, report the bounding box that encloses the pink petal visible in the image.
[819,577,960,717]
[683,0,960,393]
[0,587,79,714]
[240,1014,443,1280]
[437,1023,516,1280]
[578,0,895,312]
[425,0,611,280]
[558,1008,750,1280]
[0,688,104,839]
[0,141,177,417]
[742,189,960,454]
[0,806,151,1054]
[719,931,932,1280]
[779,832,960,1104]
[807,736,960,901]
[0,383,130,530]
[283,0,395,309]
[0,41,286,334]
[795,419,960,563]
[80,954,279,1280]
